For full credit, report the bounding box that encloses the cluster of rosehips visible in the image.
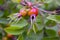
[18,7,38,17]
[18,2,38,18]
[8,1,39,25]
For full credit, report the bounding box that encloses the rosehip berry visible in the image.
[19,9,27,16]
[28,8,38,16]
[7,34,13,38]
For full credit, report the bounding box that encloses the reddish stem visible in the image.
[33,6,55,14]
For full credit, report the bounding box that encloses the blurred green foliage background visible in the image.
[0,0,60,40]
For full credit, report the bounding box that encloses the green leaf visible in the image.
[18,35,24,40]
[47,15,60,23]
[55,0,60,5]
[45,20,56,27]
[24,31,43,40]
[8,13,17,20]
[0,18,9,24]
[36,15,44,31]
[11,18,28,28]
[3,10,10,17]
[11,0,21,3]
[45,29,56,37]
[43,0,53,3]
[36,15,43,24]
[41,0,59,10]
[8,2,19,13]
[45,25,58,36]
[0,0,4,5]
[32,24,38,34]
[17,4,23,9]
[4,27,24,35]
[4,18,28,35]
[42,37,59,40]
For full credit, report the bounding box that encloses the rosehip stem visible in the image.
[39,11,45,16]
[39,8,55,14]
[33,6,55,14]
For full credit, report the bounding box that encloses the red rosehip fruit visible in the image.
[7,34,13,38]
[19,9,27,16]
[28,8,38,16]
